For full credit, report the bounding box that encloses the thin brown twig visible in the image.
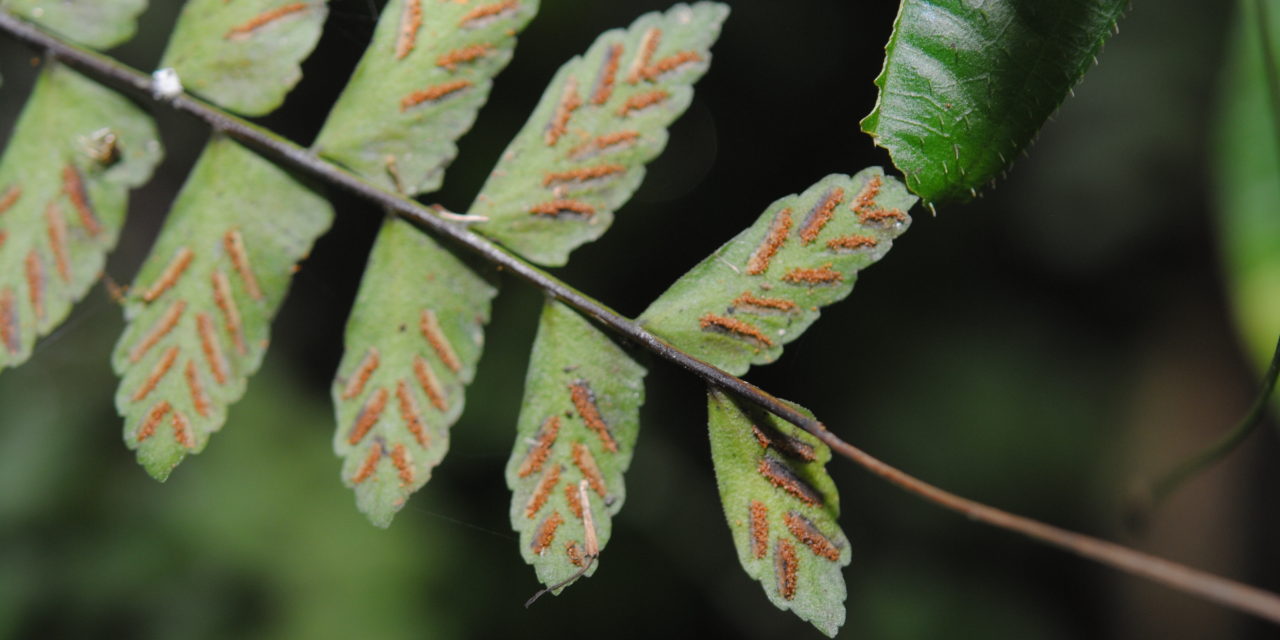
[1,9,1278,625]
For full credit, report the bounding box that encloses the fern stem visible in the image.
[4,10,1280,625]
[1140,334,1280,511]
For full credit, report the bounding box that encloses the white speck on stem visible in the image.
[151,68,183,100]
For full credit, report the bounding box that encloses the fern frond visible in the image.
[0,63,161,372]
[639,169,915,376]
[314,0,539,196]
[505,300,644,592]
[159,0,329,115]
[331,218,495,526]
[470,2,728,266]
[0,0,145,49]
[112,137,332,480]
[708,389,849,637]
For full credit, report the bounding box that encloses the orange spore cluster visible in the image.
[518,415,560,478]
[746,208,792,275]
[699,313,773,347]
[570,381,617,452]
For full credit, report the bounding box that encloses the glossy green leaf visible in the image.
[470,2,728,266]
[112,137,332,480]
[638,169,915,376]
[313,0,538,196]
[0,63,161,372]
[332,218,496,527]
[159,0,329,116]
[0,0,146,49]
[707,388,850,637]
[861,0,1127,204]
[505,300,645,591]
[1215,0,1280,383]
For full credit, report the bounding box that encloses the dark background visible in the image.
[0,0,1276,638]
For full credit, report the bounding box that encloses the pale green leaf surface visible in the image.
[112,137,332,480]
[1,0,146,49]
[313,0,538,196]
[707,389,849,637]
[470,2,728,266]
[638,169,914,376]
[159,0,329,116]
[0,63,161,372]
[1215,0,1280,386]
[504,300,645,591]
[861,0,1127,204]
[332,218,496,527]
